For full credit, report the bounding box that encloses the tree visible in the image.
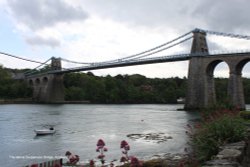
[0,66,32,99]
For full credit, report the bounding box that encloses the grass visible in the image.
[188,108,247,162]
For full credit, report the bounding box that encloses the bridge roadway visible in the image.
[48,51,250,74]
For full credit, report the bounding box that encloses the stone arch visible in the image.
[43,77,48,83]
[206,60,227,76]
[235,58,250,108]
[205,60,230,106]
[207,59,230,104]
[235,58,250,75]
[29,79,33,86]
[35,78,40,85]
[226,58,249,110]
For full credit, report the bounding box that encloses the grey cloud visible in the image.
[81,0,200,31]
[81,0,250,34]
[207,41,223,52]
[192,0,250,32]
[26,36,60,48]
[7,0,88,30]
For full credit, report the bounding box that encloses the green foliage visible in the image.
[63,73,250,104]
[243,78,250,103]
[0,66,32,99]
[215,78,250,104]
[65,86,85,101]
[189,109,247,162]
[63,73,187,103]
[1,65,250,105]
[240,110,250,120]
[215,78,228,103]
[0,65,11,81]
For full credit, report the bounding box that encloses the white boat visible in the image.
[34,128,56,135]
[177,97,185,104]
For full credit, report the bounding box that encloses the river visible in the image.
[0,104,247,167]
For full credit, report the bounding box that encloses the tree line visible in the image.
[64,72,250,104]
[0,65,32,99]
[63,72,186,103]
[1,65,250,104]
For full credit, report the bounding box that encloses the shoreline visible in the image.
[0,100,184,105]
[138,153,188,167]
[0,99,90,104]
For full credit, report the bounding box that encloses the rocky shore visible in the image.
[141,153,188,167]
[127,132,173,143]
[142,128,250,167]
[119,127,250,167]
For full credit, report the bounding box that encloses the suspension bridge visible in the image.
[1,28,250,110]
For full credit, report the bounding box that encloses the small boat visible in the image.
[177,97,185,104]
[34,128,56,135]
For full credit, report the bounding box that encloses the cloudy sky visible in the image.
[0,0,250,78]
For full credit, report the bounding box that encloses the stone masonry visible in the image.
[185,30,250,110]
[27,57,64,103]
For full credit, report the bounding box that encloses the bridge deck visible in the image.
[49,52,250,74]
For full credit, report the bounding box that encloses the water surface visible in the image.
[0,104,201,166]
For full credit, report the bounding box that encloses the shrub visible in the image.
[240,110,250,120]
[189,109,247,162]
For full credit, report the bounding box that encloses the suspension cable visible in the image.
[195,28,250,40]
[86,30,193,65]
[60,58,92,65]
[57,30,193,66]
[0,51,46,64]
[124,35,193,61]
[24,58,52,75]
[117,30,193,61]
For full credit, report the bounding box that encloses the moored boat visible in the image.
[177,97,185,104]
[34,128,56,135]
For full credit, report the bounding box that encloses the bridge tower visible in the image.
[185,29,215,110]
[51,57,62,70]
[28,57,64,103]
[185,29,246,110]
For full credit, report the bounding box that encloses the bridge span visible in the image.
[49,52,250,75]
[2,28,250,110]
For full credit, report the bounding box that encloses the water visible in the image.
[0,104,199,167]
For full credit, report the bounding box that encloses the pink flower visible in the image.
[110,162,114,167]
[98,154,105,159]
[96,146,104,152]
[89,160,95,167]
[130,156,139,163]
[120,156,128,163]
[103,147,108,152]
[120,140,128,148]
[130,156,142,167]
[122,150,128,154]
[31,164,38,167]
[124,145,130,151]
[97,139,105,147]
[96,148,100,152]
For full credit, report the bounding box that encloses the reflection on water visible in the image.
[0,104,199,167]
